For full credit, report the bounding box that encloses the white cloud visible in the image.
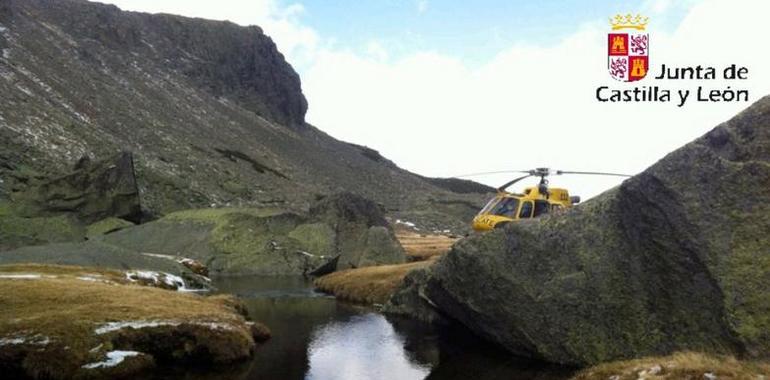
[302,0,770,199]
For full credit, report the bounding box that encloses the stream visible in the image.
[151,276,575,380]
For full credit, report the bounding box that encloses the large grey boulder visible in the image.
[309,192,406,270]
[97,192,406,276]
[388,96,770,365]
[17,152,142,224]
[0,152,141,250]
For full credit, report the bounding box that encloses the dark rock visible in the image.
[310,193,405,270]
[17,152,141,224]
[392,96,770,365]
[248,321,272,343]
[384,268,448,325]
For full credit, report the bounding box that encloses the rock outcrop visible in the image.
[92,193,406,276]
[388,97,770,365]
[0,152,141,250]
[309,193,405,270]
[15,152,141,224]
[0,0,487,229]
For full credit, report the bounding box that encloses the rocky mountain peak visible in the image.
[1,0,307,127]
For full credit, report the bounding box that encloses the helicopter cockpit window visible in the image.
[533,200,549,217]
[479,198,499,215]
[490,198,519,218]
[519,201,533,218]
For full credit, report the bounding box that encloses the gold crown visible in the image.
[610,13,649,31]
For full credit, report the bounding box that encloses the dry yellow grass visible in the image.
[0,264,262,379]
[314,230,457,304]
[315,229,459,304]
[314,259,435,304]
[572,351,770,380]
[396,229,458,261]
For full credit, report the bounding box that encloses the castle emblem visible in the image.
[608,14,649,82]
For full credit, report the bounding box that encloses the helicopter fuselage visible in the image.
[472,186,577,231]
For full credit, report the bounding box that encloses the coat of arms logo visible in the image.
[608,14,649,82]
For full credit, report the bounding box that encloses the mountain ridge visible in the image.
[0,0,491,230]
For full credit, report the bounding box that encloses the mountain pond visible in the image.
[146,276,575,380]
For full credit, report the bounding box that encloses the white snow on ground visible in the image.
[140,252,177,260]
[0,338,26,345]
[124,270,187,289]
[76,275,114,284]
[94,320,179,335]
[0,25,7,33]
[94,320,237,335]
[197,322,236,331]
[0,274,42,279]
[82,350,141,369]
[395,219,418,229]
[0,335,50,346]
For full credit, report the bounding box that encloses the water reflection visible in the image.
[306,313,431,380]
[147,276,574,380]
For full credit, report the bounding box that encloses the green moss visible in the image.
[86,217,135,238]
[723,208,770,354]
[163,208,282,223]
[222,180,249,196]
[0,214,84,250]
[288,223,335,256]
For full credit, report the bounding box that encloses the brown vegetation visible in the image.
[0,264,267,380]
[396,229,458,261]
[314,259,436,305]
[314,230,458,304]
[572,351,770,380]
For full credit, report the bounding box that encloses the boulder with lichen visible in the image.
[388,96,770,365]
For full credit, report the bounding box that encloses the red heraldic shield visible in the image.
[608,32,648,82]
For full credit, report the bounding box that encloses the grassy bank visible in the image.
[0,264,269,379]
[573,351,770,380]
[397,229,458,261]
[314,229,458,304]
[314,259,436,304]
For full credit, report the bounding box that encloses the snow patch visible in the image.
[0,274,42,279]
[94,320,179,335]
[0,334,50,346]
[125,270,188,290]
[82,350,141,369]
[197,322,236,331]
[94,320,236,335]
[0,338,25,345]
[76,275,113,284]
[0,25,7,33]
[395,219,419,229]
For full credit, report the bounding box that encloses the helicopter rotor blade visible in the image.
[453,170,531,178]
[555,170,632,177]
[497,174,532,192]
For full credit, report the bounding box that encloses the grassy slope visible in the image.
[0,264,265,379]
[573,351,770,380]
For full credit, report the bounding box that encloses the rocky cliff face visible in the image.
[0,0,485,229]
[388,97,770,365]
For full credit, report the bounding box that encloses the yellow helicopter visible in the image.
[463,168,631,231]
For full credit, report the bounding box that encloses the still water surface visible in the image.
[152,276,574,380]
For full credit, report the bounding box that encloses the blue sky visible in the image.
[289,0,691,66]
